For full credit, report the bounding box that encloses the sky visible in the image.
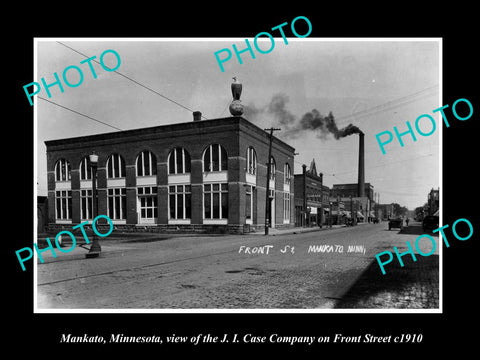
[35,38,440,210]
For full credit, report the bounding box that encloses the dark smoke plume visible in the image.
[298,109,363,139]
[245,93,362,140]
[267,93,296,127]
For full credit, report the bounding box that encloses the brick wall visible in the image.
[45,117,295,233]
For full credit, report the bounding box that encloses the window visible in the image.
[136,150,157,176]
[79,157,92,180]
[203,144,228,172]
[138,186,158,220]
[107,154,125,178]
[108,188,126,220]
[246,146,257,175]
[204,183,228,219]
[284,163,291,184]
[169,185,191,220]
[168,147,191,174]
[269,156,276,180]
[284,192,291,221]
[80,189,93,220]
[55,190,72,219]
[55,159,71,181]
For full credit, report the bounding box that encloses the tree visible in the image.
[391,203,408,217]
[414,205,425,220]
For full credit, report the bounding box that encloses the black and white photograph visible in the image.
[9,6,478,354]
[33,38,441,311]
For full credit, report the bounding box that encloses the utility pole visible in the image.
[337,195,340,225]
[264,127,281,235]
[349,195,352,226]
[302,164,307,227]
[378,193,381,221]
[354,199,358,226]
[376,192,380,221]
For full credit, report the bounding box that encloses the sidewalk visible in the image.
[254,222,370,236]
[334,222,440,309]
[335,255,439,309]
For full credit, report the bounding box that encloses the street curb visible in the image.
[255,223,374,236]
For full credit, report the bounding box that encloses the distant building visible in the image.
[427,187,439,216]
[44,114,295,234]
[377,203,394,220]
[328,197,345,225]
[294,159,325,227]
[331,183,374,201]
[321,184,331,225]
[331,183,375,222]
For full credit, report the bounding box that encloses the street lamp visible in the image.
[86,152,101,258]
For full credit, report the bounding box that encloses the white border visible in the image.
[33,37,442,314]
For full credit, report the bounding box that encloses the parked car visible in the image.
[388,218,403,230]
[423,215,439,232]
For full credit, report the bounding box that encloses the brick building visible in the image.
[45,114,295,234]
[294,159,325,227]
[330,183,374,201]
[330,182,375,222]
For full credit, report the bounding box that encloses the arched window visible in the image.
[203,144,228,172]
[284,163,291,184]
[79,156,92,180]
[168,147,191,174]
[136,150,157,176]
[269,156,276,180]
[246,146,257,175]
[55,158,71,181]
[107,153,125,178]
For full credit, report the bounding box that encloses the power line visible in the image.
[38,96,124,131]
[334,84,439,126]
[218,98,231,118]
[332,153,434,176]
[323,173,351,184]
[56,41,208,120]
[380,190,427,197]
[336,85,439,123]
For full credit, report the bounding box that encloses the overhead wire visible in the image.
[56,41,208,120]
[47,44,439,179]
[218,98,231,118]
[38,96,124,131]
[334,84,439,127]
[331,153,434,176]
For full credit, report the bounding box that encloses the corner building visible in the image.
[45,115,295,234]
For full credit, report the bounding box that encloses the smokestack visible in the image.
[358,132,365,197]
[193,111,202,121]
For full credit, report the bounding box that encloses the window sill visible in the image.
[203,219,228,225]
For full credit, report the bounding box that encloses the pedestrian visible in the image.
[406,217,409,227]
